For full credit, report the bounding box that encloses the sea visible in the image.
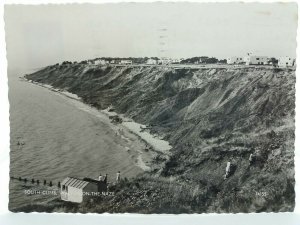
[8,73,145,210]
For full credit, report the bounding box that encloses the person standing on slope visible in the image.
[104,174,108,184]
[224,161,231,180]
[116,171,121,183]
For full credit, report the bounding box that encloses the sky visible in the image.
[4,2,298,73]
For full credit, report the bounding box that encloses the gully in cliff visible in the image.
[6,2,297,215]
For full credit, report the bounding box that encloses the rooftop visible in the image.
[61,177,90,189]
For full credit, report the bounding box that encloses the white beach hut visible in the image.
[60,177,98,203]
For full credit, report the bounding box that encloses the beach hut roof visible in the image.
[61,177,89,189]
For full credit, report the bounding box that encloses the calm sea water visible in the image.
[8,77,143,210]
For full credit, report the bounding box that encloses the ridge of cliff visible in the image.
[24,63,295,213]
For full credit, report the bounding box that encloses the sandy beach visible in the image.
[21,78,172,172]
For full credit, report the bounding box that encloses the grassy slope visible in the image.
[24,64,295,213]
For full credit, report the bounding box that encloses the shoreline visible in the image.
[101,108,172,155]
[20,77,172,171]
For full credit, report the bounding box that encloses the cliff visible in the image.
[24,63,295,213]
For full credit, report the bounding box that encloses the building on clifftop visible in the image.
[278,56,295,68]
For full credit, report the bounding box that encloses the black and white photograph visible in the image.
[3,1,298,215]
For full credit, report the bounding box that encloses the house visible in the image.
[94,59,109,65]
[158,58,172,65]
[171,58,181,64]
[119,60,133,65]
[278,56,295,68]
[243,56,268,65]
[227,57,244,64]
[146,59,158,65]
[60,177,98,203]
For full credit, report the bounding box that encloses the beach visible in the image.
[9,77,170,210]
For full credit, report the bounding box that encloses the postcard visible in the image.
[4,2,297,213]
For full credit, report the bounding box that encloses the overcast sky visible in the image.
[4,2,298,72]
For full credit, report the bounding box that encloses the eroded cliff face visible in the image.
[25,64,295,213]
